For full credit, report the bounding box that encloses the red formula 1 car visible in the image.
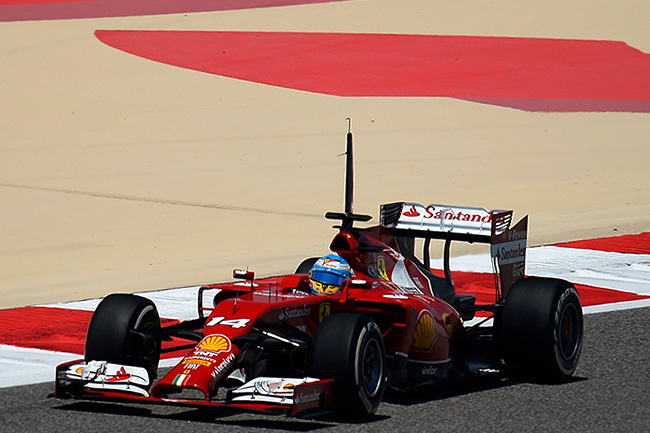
[55,124,584,419]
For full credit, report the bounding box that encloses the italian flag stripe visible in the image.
[172,374,188,386]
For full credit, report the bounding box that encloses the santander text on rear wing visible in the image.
[380,202,513,241]
[379,202,528,298]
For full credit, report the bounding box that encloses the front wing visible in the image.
[55,359,334,417]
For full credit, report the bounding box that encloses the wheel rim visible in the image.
[558,303,580,360]
[133,305,160,363]
[361,338,383,397]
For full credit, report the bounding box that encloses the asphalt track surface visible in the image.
[2,307,647,433]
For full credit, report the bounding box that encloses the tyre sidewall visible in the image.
[353,321,385,410]
[552,286,583,376]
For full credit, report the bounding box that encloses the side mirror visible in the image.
[233,269,255,281]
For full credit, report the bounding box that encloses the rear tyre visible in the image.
[309,313,386,419]
[85,294,161,379]
[501,277,583,381]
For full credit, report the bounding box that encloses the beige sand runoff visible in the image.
[1,1,649,309]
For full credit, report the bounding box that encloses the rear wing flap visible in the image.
[380,202,513,242]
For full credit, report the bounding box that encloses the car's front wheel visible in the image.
[295,257,319,274]
[84,294,161,380]
[308,313,386,419]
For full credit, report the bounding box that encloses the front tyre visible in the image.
[501,277,583,381]
[84,294,161,379]
[309,313,386,420]
[295,257,319,274]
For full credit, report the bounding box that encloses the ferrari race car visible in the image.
[55,123,584,420]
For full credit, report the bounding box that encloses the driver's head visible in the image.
[309,254,351,296]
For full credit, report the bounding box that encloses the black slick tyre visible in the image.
[84,294,161,379]
[295,257,319,274]
[309,313,386,420]
[501,277,583,382]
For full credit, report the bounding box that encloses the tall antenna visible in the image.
[344,117,354,216]
[325,119,372,230]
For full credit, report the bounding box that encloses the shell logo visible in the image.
[412,310,436,350]
[198,334,231,353]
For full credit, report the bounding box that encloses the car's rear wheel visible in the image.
[309,313,386,419]
[85,294,161,380]
[501,277,583,381]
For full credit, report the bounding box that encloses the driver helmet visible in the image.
[309,254,351,296]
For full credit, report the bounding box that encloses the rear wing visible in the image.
[380,202,512,241]
[380,202,528,299]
